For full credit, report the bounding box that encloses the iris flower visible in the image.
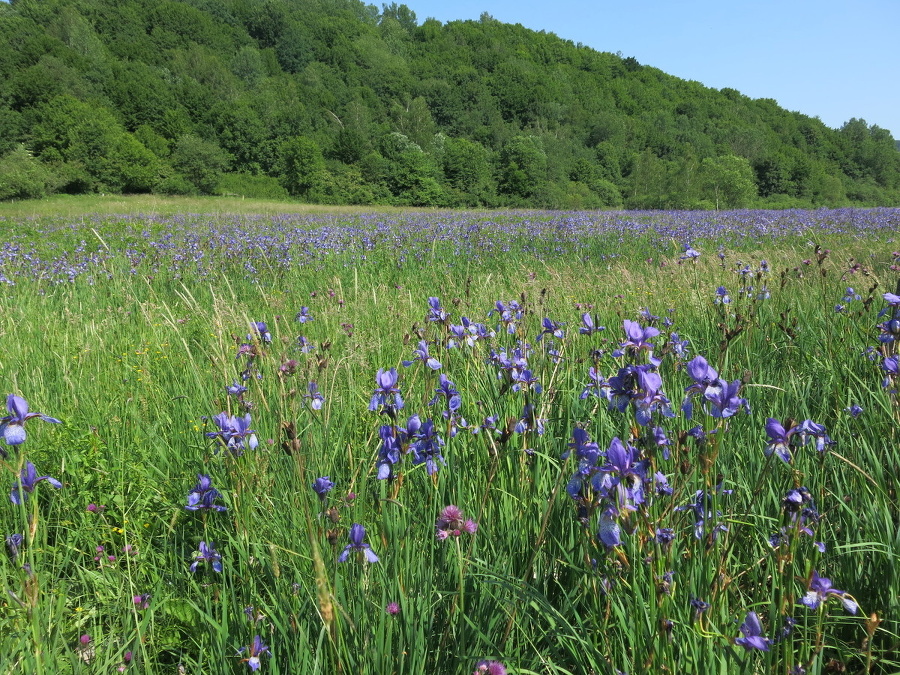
[369,369,404,416]
[11,462,62,504]
[238,635,270,671]
[799,571,858,614]
[402,340,441,370]
[735,611,771,651]
[338,524,379,563]
[1,394,61,447]
[190,541,222,572]
[185,474,227,512]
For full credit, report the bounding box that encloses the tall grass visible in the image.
[0,208,898,674]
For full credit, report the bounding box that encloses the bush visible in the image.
[0,145,57,200]
[217,173,289,200]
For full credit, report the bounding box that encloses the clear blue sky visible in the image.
[406,0,900,137]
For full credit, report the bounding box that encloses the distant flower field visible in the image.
[0,208,899,674]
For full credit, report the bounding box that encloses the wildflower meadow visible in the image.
[1,206,899,674]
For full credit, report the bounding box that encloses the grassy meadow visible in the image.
[0,201,899,674]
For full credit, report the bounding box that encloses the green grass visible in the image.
[0,209,898,674]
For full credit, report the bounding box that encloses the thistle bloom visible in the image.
[435,505,477,540]
[11,462,62,504]
[473,660,507,675]
[0,394,61,447]
[386,601,400,615]
[735,611,771,651]
[338,524,379,563]
[799,571,858,614]
[190,541,223,573]
[238,635,270,671]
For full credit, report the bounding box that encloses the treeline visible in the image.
[1,0,899,208]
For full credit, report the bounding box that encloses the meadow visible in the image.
[0,203,899,674]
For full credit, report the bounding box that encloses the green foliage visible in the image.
[0,144,57,200]
[278,135,326,199]
[1,0,899,206]
[699,154,758,209]
[170,134,230,194]
[216,172,289,200]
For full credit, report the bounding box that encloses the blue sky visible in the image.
[406,0,900,137]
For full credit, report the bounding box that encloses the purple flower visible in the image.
[844,404,864,418]
[369,369,404,416]
[6,533,23,561]
[304,382,325,410]
[764,418,795,463]
[206,413,258,455]
[375,424,403,480]
[251,322,271,344]
[402,341,441,370]
[473,660,507,675]
[386,601,400,615]
[597,508,622,548]
[295,306,313,323]
[238,635,270,671]
[410,418,446,475]
[11,461,62,504]
[338,524,379,563]
[794,419,832,453]
[799,571,858,614]
[436,505,478,540]
[580,366,611,400]
[226,382,248,397]
[680,245,701,260]
[714,286,731,304]
[190,541,223,573]
[735,611,771,651]
[537,316,565,341]
[311,476,334,500]
[427,297,449,323]
[133,593,151,609]
[185,474,227,512]
[579,312,605,335]
[0,394,61,447]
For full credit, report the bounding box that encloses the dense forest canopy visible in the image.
[1,0,898,208]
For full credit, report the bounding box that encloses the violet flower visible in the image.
[799,571,858,614]
[185,474,227,512]
[403,340,442,370]
[0,394,61,447]
[190,541,223,572]
[735,611,771,651]
[11,462,62,504]
[369,369,404,417]
[238,635,270,671]
[311,476,334,500]
[435,505,477,540]
[338,524,379,563]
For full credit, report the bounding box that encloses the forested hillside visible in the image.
[1,0,898,207]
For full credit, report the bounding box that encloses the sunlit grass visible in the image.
[0,208,898,674]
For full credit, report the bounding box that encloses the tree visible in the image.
[171,134,230,194]
[278,136,325,200]
[699,155,757,209]
[499,136,547,202]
